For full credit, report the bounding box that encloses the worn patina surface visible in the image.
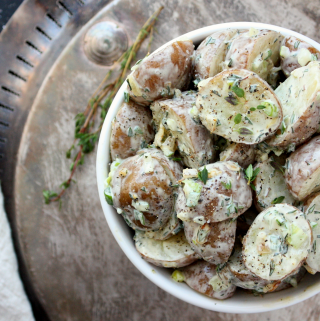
[2,0,320,320]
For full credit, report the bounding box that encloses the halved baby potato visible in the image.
[219,141,255,168]
[280,35,320,77]
[267,62,320,149]
[151,90,215,168]
[110,148,182,231]
[183,219,236,265]
[193,29,237,81]
[253,157,296,212]
[224,242,280,293]
[110,101,154,161]
[222,29,283,81]
[197,69,283,144]
[135,230,199,268]
[243,204,312,281]
[303,192,320,274]
[176,161,252,223]
[175,260,236,299]
[273,267,306,292]
[285,136,320,201]
[126,39,194,106]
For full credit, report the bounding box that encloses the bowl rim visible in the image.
[96,21,320,313]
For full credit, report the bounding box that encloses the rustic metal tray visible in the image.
[1,0,320,320]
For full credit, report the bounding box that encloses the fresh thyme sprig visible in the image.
[43,6,164,205]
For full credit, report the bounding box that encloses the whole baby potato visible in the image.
[110,101,154,161]
[285,136,320,201]
[110,148,182,231]
[126,39,194,106]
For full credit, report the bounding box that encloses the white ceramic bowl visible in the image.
[96,22,320,313]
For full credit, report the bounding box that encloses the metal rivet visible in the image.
[83,21,128,66]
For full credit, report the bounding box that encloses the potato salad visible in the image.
[104,28,320,300]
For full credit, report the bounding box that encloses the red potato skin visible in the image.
[183,220,237,265]
[285,136,320,200]
[180,260,236,299]
[110,101,154,161]
[127,40,194,106]
[281,36,320,77]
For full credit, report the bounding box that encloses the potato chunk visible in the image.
[110,101,154,161]
[267,62,320,149]
[253,157,296,212]
[280,36,320,77]
[183,219,236,264]
[222,29,283,81]
[285,136,320,201]
[135,230,199,268]
[225,242,280,292]
[197,69,283,144]
[177,260,236,299]
[151,91,215,168]
[110,149,182,231]
[176,161,252,223]
[303,192,320,274]
[219,141,255,168]
[126,39,194,106]
[243,204,312,281]
[193,29,237,81]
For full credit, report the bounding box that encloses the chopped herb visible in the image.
[231,85,245,98]
[250,107,256,111]
[222,181,232,190]
[140,140,148,149]
[264,50,272,60]
[134,126,143,135]
[313,240,317,254]
[250,183,256,191]
[245,164,260,185]
[271,196,285,204]
[171,184,180,188]
[126,79,132,90]
[169,157,182,162]
[127,127,134,137]
[228,58,233,67]
[269,260,275,276]
[216,119,221,126]
[294,41,300,49]
[216,263,227,275]
[312,54,318,61]
[224,92,239,105]
[238,127,253,135]
[280,120,286,135]
[124,92,130,103]
[206,36,216,45]
[307,204,316,214]
[287,210,297,214]
[198,166,208,184]
[234,113,242,124]
[245,116,253,125]
[257,105,266,109]
[141,187,146,192]
[258,200,266,208]
[212,90,222,97]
